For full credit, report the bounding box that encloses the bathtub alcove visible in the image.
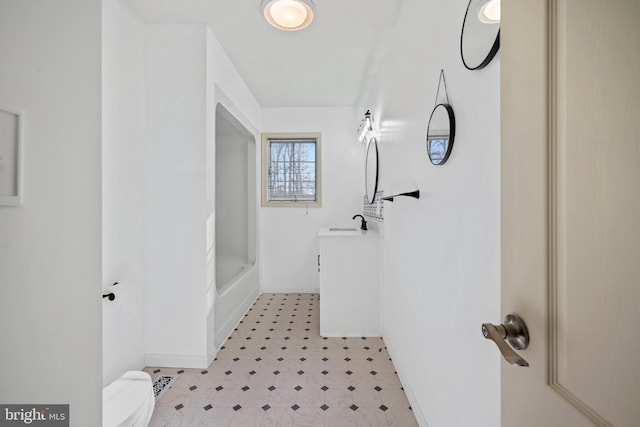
[207,102,259,358]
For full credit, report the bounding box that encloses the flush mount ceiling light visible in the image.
[478,0,501,24]
[262,0,316,31]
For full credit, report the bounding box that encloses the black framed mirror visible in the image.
[365,137,379,204]
[460,0,500,70]
[426,104,455,165]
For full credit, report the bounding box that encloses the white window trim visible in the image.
[261,132,322,207]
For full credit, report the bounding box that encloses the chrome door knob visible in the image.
[482,313,530,367]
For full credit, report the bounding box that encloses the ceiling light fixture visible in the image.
[478,0,501,24]
[262,0,316,31]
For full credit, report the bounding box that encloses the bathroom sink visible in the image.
[319,227,377,237]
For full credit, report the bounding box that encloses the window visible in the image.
[262,133,321,207]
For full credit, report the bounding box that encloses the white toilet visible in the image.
[103,371,155,427]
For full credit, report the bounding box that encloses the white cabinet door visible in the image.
[319,235,380,337]
[501,0,640,425]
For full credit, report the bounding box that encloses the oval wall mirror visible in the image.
[365,137,379,204]
[460,0,500,70]
[426,104,455,165]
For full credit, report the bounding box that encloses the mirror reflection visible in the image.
[365,137,379,204]
[426,104,455,165]
[461,0,500,70]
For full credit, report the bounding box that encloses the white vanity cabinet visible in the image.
[318,227,380,337]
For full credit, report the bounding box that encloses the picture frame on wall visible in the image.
[0,104,24,206]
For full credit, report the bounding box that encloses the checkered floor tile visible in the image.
[145,293,418,426]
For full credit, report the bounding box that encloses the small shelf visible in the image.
[382,190,420,202]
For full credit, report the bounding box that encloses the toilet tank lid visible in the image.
[103,371,154,427]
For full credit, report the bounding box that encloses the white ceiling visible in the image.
[125,0,407,107]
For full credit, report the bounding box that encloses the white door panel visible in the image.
[501,0,640,426]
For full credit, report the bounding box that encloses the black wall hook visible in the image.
[102,282,118,301]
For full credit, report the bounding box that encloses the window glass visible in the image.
[262,133,321,207]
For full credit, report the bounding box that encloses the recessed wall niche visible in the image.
[215,103,257,293]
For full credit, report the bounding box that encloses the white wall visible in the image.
[102,0,147,386]
[0,1,103,425]
[143,25,262,367]
[260,107,364,292]
[371,0,501,426]
[208,30,262,357]
[143,25,209,367]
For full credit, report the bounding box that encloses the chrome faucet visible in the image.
[352,214,368,231]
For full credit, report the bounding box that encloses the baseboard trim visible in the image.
[144,353,208,369]
[260,288,320,294]
[382,328,430,427]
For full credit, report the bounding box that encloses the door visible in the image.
[501,0,640,426]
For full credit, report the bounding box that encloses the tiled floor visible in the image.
[145,293,418,426]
